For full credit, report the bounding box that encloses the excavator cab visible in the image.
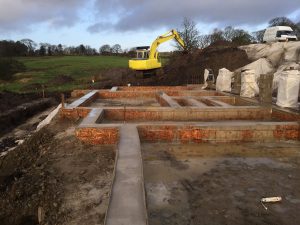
[135,46,150,60]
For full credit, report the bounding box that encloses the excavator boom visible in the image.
[149,29,185,59]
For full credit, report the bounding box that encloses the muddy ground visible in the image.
[142,142,300,225]
[0,119,115,225]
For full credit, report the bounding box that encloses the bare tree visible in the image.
[231,29,253,45]
[177,17,200,52]
[20,39,37,55]
[209,28,225,43]
[111,44,122,54]
[223,26,236,41]
[99,44,111,55]
[39,45,46,56]
[198,35,211,49]
[252,30,265,43]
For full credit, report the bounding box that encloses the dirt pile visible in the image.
[91,68,159,89]
[162,43,251,85]
[0,119,115,225]
[0,128,60,225]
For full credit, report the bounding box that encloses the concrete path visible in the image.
[105,125,147,225]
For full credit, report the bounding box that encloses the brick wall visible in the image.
[138,124,300,143]
[76,127,119,145]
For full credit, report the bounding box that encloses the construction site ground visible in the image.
[1,84,300,225]
[1,39,300,225]
[0,119,115,225]
[143,142,300,225]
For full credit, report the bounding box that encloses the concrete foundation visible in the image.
[60,85,300,225]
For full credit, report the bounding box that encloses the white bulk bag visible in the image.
[240,69,259,98]
[276,70,300,108]
[202,69,209,89]
[216,68,233,92]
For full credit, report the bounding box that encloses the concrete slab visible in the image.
[208,99,233,107]
[110,87,118,92]
[79,108,104,126]
[156,92,181,108]
[185,97,209,107]
[68,90,98,108]
[105,125,147,225]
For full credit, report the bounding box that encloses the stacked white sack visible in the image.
[216,68,233,92]
[240,69,259,98]
[273,63,300,91]
[202,69,209,90]
[276,70,300,108]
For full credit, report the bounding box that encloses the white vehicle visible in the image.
[263,26,298,43]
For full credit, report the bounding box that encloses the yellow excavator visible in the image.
[129,29,185,76]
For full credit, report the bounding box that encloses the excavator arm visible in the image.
[149,29,185,59]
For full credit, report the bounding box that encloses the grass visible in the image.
[0,55,130,92]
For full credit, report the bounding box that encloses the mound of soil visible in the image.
[206,40,237,48]
[0,120,115,225]
[162,43,251,85]
[90,68,159,89]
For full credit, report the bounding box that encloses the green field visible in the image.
[0,56,130,92]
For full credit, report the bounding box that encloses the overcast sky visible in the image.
[0,0,299,51]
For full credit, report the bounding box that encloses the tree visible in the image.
[84,45,97,55]
[252,30,265,43]
[223,26,236,41]
[111,44,122,54]
[231,29,253,45]
[0,58,26,80]
[269,17,295,27]
[99,44,111,55]
[198,35,211,49]
[0,40,28,57]
[57,44,63,55]
[79,44,86,55]
[16,41,28,56]
[39,45,46,56]
[177,17,200,52]
[209,28,225,43]
[48,46,52,56]
[20,39,37,55]
[221,26,253,45]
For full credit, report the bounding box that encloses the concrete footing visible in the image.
[60,85,300,225]
[105,125,147,225]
